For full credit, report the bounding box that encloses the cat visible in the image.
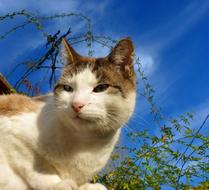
[0,38,136,190]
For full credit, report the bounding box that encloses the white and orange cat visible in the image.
[0,38,136,190]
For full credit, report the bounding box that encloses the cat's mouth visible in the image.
[73,114,89,122]
[72,114,82,120]
[72,114,95,123]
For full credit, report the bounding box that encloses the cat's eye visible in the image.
[63,85,73,92]
[93,84,110,93]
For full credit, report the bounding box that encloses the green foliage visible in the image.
[95,115,209,189]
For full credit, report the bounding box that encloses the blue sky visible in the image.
[0,0,209,181]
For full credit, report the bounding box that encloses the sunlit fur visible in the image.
[0,38,136,190]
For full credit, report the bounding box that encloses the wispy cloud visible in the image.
[0,1,111,71]
[0,0,109,16]
[134,47,156,76]
[139,1,209,54]
[132,1,209,114]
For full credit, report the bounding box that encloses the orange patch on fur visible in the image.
[0,94,42,116]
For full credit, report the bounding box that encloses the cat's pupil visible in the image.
[93,84,110,93]
[63,85,73,92]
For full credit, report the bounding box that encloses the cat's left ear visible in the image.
[61,38,81,65]
[108,38,134,77]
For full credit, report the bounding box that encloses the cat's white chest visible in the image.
[51,141,114,185]
[46,132,119,184]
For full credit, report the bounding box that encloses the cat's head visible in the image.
[54,38,136,133]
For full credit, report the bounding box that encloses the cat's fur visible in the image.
[0,38,136,190]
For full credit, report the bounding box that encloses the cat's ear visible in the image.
[108,38,134,77]
[61,38,81,65]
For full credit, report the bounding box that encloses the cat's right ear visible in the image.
[61,38,81,65]
[107,38,134,78]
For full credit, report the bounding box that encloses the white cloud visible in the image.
[139,54,154,76]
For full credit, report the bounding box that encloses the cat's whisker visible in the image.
[123,123,134,133]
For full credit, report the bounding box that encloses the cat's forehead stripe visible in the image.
[59,60,136,93]
[68,67,97,86]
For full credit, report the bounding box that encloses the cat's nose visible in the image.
[72,101,85,112]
